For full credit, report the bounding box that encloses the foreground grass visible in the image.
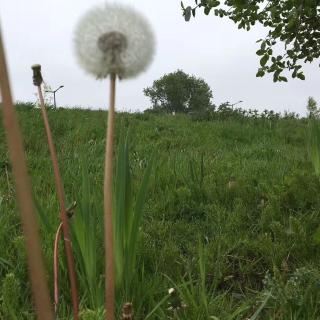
[1,104,320,319]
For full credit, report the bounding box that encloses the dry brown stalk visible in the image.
[0,31,54,319]
[33,69,79,319]
[104,73,117,320]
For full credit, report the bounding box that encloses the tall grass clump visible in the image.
[1,273,21,319]
[166,241,252,319]
[71,166,104,310]
[62,132,157,317]
[309,118,320,177]
[113,133,155,301]
[308,97,320,177]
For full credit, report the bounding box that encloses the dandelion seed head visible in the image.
[74,3,155,79]
[31,64,43,86]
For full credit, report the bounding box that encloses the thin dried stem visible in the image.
[37,85,79,320]
[0,31,53,319]
[104,73,116,320]
[53,222,63,314]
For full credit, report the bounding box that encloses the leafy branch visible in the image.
[181,0,320,81]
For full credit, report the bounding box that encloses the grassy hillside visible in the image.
[1,105,320,319]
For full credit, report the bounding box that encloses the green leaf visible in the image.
[210,0,220,7]
[128,152,155,276]
[250,292,272,320]
[184,6,192,21]
[256,69,265,77]
[313,226,320,245]
[238,21,245,29]
[273,24,283,36]
[309,119,320,177]
[260,54,269,67]
[256,49,265,56]
[273,69,281,82]
[204,6,212,15]
[297,72,305,80]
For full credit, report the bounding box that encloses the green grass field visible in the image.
[1,104,320,319]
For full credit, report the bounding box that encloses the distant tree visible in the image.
[144,70,213,113]
[307,97,320,118]
[181,0,320,82]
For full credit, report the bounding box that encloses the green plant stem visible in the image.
[0,31,53,319]
[104,73,116,320]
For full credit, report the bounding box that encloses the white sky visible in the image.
[1,0,319,114]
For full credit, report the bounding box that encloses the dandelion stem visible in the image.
[0,31,54,320]
[104,73,116,320]
[37,85,79,320]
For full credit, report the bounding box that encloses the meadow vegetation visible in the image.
[1,103,320,319]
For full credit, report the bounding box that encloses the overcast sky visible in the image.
[1,0,319,114]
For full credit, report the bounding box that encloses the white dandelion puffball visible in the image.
[74,3,155,79]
